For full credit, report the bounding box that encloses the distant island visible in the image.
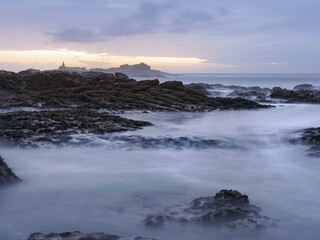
[58,62,174,78]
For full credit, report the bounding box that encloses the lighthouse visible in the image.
[59,62,66,70]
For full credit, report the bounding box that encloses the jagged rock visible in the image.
[0,155,19,184]
[0,109,152,147]
[143,190,278,231]
[27,231,156,240]
[0,70,267,111]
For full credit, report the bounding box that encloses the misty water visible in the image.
[1,103,320,240]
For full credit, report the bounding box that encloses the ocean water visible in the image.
[156,73,320,89]
[1,103,320,240]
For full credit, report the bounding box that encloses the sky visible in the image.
[0,0,319,73]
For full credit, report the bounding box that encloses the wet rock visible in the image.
[0,70,267,111]
[27,231,156,240]
[0,155,20,184]
[185,83,211,95]
[143,190,278,230]
[0,109,152,147]
[270,86,320,103]
[296,127,320,156]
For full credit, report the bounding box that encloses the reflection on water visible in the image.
[1,104,320,240]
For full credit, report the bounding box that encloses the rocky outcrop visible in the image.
[186,83,271,102]
[0,70,267,111]
[143,190,278,230]
[296,127,320,156]
[27,231,156,240]
[271,85,320,103]
[0,109,151,147]
[0,155,19,184]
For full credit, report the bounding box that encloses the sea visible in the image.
[0,73,320,240]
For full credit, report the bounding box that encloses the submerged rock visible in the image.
[0,155,19,184]
[143,190,278,230]
[100,135,234,150]
[27,231,156,240]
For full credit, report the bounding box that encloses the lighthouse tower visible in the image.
[59,62,66,70]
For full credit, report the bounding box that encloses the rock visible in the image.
[18,68,41,77]
[295,127,320,156]
[27,231,156,240]
[270,86,320,103]
[0,155,20,184]
[100,135,230,150]
[185,83,211,95]
[0,109,152,147]
[0,70,267,111]
[115,72,130,80]
[293,84,316,91]
[143,190,278,230]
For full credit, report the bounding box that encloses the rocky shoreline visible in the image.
[0,70,270,147]
[0,70,266,111]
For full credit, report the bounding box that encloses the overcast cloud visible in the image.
[0,0,319,72]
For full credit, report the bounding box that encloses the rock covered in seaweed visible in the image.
[27,231,156,240]
[0,155,19,184]
[143,189,278,230]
